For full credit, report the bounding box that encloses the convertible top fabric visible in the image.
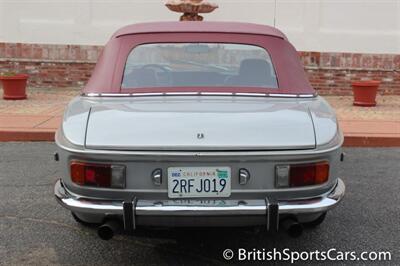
[84,22,315,95]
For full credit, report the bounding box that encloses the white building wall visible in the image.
[0,0,399,53]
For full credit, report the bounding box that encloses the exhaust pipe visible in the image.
[97,220,121,240]
[281,218,303,238]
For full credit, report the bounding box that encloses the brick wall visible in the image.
[0,43,101,88]
[300,52,400,95]
[0,42,399,95]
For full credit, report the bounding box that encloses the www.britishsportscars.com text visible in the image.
[222,248,392,263]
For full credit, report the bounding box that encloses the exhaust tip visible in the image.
[97,220,121,240]
[287,222,303,238]
[98,225,114,240]
[281,218,304,238]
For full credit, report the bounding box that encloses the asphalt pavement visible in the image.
[0,143,399,265]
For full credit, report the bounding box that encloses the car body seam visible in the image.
[83,107,92,149]
[307,106,318,149]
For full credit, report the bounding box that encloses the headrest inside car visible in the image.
[124,68,157,87]
[239,59,272,77]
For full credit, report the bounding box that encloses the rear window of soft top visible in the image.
[121,43,278,89]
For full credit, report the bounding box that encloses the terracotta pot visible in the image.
[351,80,380,107]
[0,74,28,100]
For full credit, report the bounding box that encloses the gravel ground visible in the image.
[0,143,399,265]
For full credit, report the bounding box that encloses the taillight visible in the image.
[70,161,126,188]
[275,161,329,188]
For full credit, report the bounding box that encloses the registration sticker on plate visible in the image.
[167,167,231,198]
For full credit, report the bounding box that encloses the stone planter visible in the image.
[165,0,218,21]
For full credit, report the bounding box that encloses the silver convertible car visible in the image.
[54,21,345,240]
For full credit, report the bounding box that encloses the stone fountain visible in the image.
[165,0,218,21]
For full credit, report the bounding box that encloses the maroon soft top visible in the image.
[84,21,315,95]
[112,21,288,40]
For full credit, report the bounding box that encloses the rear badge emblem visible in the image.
[197,133,205,139]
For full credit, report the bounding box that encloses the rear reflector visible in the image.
[70,161,125,188]
[275,161,329,188]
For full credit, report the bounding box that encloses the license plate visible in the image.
[168,167,231,198]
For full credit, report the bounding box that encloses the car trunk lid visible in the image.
[85,96,316,151]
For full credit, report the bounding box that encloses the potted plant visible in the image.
[351,80,380,107]
[0,72,28,100]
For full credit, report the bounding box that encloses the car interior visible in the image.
[122,58,278,89]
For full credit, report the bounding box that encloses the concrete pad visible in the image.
[0,115,52,128]
[36,116,62,129]
[339,120,400,135]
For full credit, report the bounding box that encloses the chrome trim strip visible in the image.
[126,92,164,97]
[101,93,131,97]
[85,93,100,97]
[298,94,316,98]
[200,92,235,96]
[81,92,317,98]
[165,92,199,96]
[55,178,345,217]
[236,93,267,97]
[268,93,297,97]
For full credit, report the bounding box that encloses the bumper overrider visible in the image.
[54,178,345,232]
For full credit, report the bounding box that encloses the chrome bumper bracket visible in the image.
[123,197,136,233]
[266,197,279,232]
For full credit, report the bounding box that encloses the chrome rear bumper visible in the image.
[55,178,345,230]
